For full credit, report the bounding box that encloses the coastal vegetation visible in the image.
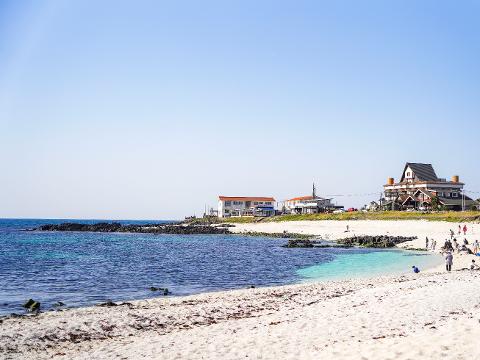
[220,210,480,223]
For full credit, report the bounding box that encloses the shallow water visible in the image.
[0,219,442,315]
[297,249,442,280]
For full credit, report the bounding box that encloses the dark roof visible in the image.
[438,197,478,207]
[401,163,439,182]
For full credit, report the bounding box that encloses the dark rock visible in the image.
[282,239,316,248]
[97,301,118,307]
[36,222,230,235]
[23,299,40,312]
[53,301,65,307]
[150,287,170,295]
[336,235,417,248]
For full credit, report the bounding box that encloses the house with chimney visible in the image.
[383,163,478,211]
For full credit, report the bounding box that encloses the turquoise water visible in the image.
[297,249,443,281]
[0,219,443,315]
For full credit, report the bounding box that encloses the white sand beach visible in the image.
[1,220,480,360]
[231,219,480,271]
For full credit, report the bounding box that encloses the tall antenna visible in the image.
[312,181,316,198]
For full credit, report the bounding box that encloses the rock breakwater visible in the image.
[36,222,230,235]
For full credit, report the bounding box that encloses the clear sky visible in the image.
[1,0,479,220]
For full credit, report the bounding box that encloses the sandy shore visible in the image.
[2,220,480,359]
[231,220,480,271]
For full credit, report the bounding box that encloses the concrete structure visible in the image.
[383,163,478,211]
[218,196,276,218]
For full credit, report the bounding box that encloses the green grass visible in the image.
[220,211,480,223]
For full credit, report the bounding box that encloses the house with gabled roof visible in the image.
[383,162,478,211]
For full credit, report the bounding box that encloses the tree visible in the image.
[430,196,443,211]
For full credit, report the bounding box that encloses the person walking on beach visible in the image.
[450,229,455,239]
[473,240,479,254]
[445,252,453,272]
[425,237,429,249]
[431,239,436,251]
[458,225,462,235]
[463,225,468,236]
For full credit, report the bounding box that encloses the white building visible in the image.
[218,196,276,218]
[281,183,341,214]
[283,195,336,214]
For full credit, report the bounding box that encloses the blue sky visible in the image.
[1,0,479,219]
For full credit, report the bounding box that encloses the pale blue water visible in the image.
[0,219,442,316]
[298,250,442,280]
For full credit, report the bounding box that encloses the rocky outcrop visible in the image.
[282,239,354,248]
[282,239,317,248]
[336,235,417,248]
[36,223,230,235]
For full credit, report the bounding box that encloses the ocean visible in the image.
[0,219,442,315]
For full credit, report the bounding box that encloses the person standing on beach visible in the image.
[458,225,462,235]
[445,252,453,272]
[450,229,454,239]
[453,239,459,252]
[431,239,436,251]
[463,225,468,236]
[474,240,479,254]
[425,237,429,249]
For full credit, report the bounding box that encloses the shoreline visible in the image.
[2,270,480,359]
[2,219,480,359]
[230,219,479,272]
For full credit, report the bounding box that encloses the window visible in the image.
[438,192,444,197]
[452,192,459,198]
[406,172,411,177]
[265,202,271,205]
[233,201,243,205]
[225,201,231,206]
[253,202,259,205]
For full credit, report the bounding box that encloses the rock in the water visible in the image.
[282,239,316,248]
[23,299,40,312]
[36,222,230,235]
[150,287,170,295]
[336,235,417,248]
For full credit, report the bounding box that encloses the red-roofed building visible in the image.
[282,183,341,214]
[218,196,276,218]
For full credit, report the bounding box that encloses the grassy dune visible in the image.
[221,211,480,223]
